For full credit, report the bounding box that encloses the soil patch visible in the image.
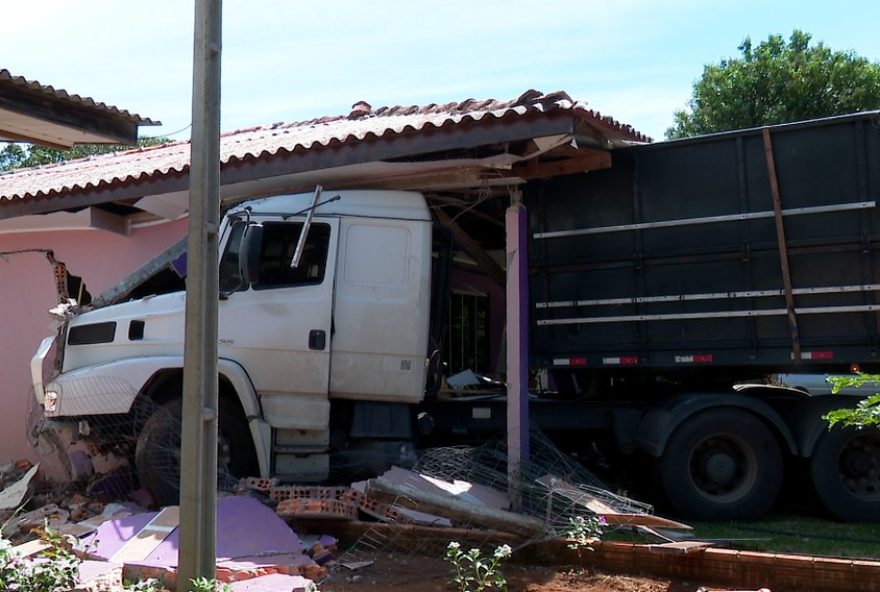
[321,552,724,592]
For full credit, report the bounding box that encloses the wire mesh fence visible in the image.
[27,391,240,506]
[340,426,654,568]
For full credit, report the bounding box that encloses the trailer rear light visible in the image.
[603,356,638,366]
[674,354,714,364]
[552,357,587,366]
[796,351,834,360]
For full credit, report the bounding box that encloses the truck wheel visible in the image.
[658,409,783,521]
[810,426,880,521]
[135,399,257,507]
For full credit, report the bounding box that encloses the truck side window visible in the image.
[254,222,330,289]
[219,221,247,292]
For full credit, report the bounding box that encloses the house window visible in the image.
[444,291,490,375]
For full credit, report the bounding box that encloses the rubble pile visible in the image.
[1,431,694,591]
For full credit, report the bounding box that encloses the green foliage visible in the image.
[823,372,880,428]
[123,577,165,591]
[445,541,512,592]
[563,514,606,552]
[188,576,231,592]
[0,525,81,592]
[668,30,880,138]
[0,136,171,172]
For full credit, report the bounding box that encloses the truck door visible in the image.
[218,218,338,430]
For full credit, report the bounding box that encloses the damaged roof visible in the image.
[0,89,647,218]
[0,69,158,149]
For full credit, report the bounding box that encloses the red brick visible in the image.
[812,557,855,592]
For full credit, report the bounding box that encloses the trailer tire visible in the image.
[658,409,783,521]
[135,398,257,506]
[810,425,880,521]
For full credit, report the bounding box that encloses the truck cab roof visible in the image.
[232,189,431,222]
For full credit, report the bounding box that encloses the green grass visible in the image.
[689,514,880,559]
[606,513,880,560]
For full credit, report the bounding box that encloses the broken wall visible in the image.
[0,218,186,461]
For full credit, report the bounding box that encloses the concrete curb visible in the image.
[520,540,880,592]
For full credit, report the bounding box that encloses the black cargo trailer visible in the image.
[530,111,880,376]
[512,113,880,522]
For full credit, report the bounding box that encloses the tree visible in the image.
[667,30,880,139]
[824,374,880,428]
[0,136,171,171]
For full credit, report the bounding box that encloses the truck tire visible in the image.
[810,425,880,521]
[658,409,783,521]
[135,398,257,506]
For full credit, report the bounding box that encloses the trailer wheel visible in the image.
[810,426,880,521]
[135,398,256,506]
[658,409,783,520]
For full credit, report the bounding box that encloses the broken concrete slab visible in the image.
[84,510,160,561]
[366,476,546,537]
[83,496,321,588]
[109,505,179,564]
[227,572,315,592]
[381,465,509,509]
[73,559,123,592]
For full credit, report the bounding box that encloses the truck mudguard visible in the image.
[635,392,798,457]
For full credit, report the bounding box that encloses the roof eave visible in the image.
[0,107,583,219]
[0,79,158,148]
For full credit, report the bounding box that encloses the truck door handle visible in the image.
[309,330,326,351]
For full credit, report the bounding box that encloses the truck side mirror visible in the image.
[239,223,264,285]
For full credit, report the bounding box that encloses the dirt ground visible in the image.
[319,553,733,592]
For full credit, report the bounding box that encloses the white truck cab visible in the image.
[32,189,434,503]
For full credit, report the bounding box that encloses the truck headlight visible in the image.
[43,391,59,413]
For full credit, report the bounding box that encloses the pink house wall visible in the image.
[0,219,186,462]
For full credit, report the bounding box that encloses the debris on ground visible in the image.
[1,430,807,591]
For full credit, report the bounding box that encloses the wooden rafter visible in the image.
[514,149,611,180]
[435,207,506,287]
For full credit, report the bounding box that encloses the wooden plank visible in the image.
[601,513,693,530]
[109,506,180,564]
[647,541,714,554]
[11,539,50,558]
[515,150,611,179]
[762,126,801,360]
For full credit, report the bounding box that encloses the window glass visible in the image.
[219,221,247,292]
[254,222,331,289]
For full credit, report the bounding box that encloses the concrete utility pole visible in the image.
[505,190,530,510]
[178,0,222,589]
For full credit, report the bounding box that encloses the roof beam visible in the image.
[514,149,611,180]
[0,82,140,147]
[435,208,506,287]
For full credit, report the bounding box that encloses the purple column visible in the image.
[505,199,529,509]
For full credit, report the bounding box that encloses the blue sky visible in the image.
[4,0,880,141]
